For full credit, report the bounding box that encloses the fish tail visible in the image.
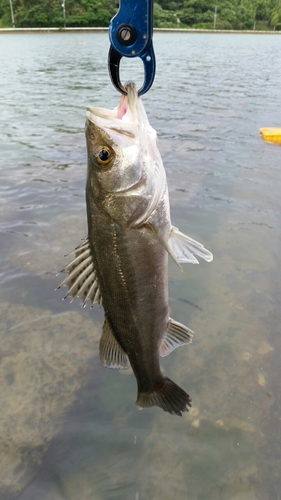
[136,377,191,416]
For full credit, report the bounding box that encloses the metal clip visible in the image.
[108,0,155,96]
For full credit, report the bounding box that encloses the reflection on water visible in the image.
[0,33,281,499]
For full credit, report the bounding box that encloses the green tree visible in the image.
[0,0,280,30]
[269,0,281,28]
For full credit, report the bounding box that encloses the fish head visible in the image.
[86,87,143,197]
[86,82,166,227]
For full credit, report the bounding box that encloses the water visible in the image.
[1,32,281,499]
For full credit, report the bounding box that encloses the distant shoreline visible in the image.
[0,27,280,35]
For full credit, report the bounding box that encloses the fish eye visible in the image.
[94,146,113,166]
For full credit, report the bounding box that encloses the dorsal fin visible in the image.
[100,317,130,369]
[160,318,193,357]
[56,237,102,307]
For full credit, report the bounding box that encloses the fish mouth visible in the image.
[86,82,139,141]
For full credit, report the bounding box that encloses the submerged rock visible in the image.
[0,301,100,497]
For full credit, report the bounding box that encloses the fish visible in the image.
[57,82,213,416]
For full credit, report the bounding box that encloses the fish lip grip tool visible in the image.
[108,0,156,96]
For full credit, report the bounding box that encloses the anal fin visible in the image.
[160,318,193,357]
[100,317,130,369]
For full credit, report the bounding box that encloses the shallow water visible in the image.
[1,32,281,499]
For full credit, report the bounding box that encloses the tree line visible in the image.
[0,0,281,30]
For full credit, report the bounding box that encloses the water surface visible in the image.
[1,33,281,500]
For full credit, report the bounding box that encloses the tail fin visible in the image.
[136,377,192,416]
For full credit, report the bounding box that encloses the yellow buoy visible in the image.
[260,128,281,145]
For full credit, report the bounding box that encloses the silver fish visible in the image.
[58,82,213,416]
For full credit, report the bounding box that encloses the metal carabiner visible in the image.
[108,0,156,96]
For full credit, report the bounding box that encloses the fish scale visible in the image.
[87,199,166,379]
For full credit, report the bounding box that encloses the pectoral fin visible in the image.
[145,223,183,271]
[99,317,130,369]
[169,226,213,264]
[145,224,213,270]
[56,237,102,307]
[160,318,193,357]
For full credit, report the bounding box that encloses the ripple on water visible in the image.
[1,32,281,500]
